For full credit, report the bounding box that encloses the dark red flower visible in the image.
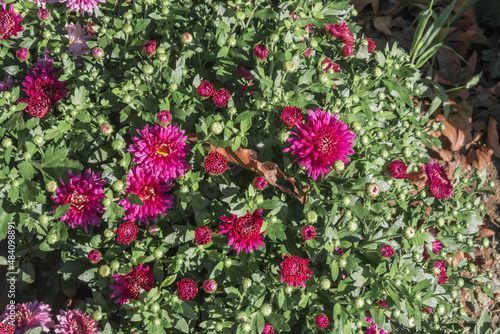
[0,323,15,334]
[237,66,252,80]
[86,21,98,35]
[261,323,274,334]
[364,37,376,53]
[16,47,29,61]
[197,80,214,98]
[280,255,312,289]
[204,151,229,175]
[143,40,156,56]
[380,244,394,258]
[17,94,51,119]
[304,48,312,58]
[195,226,212,245]
[253,43,268,61]
[115,221,139,245]
[315,314,330,329]
[110,264,154,305]
[177,278,198,301]
[423,160,453,199]
[212,88,230,107]
[219,209,265,254]
[302,225,316,240]
[281,106,304,127]
[386,160,408,179]
[342,43,354,57]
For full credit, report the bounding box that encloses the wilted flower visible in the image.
[280,255,312,289]
[51,169,106,233]
[181,32,193,44]
[219,209,265,254]
[204,151,229,175]
[0,302,55,334]
[284,109,355,180]
[110,264,154,305]
[281,106,304,127]
[64,22,93,57]
[177,278,198,301]
[195,226,212,245]
[212,88,230,107]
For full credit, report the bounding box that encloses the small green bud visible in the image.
[47,234,57,244]
[373,67,382,77]
[236,311,248,323]
[112,139,125,151]
[154,248,163,259]
[260,303,272,316]
[210,122,224,135]
[404,227,415,239]
[242,323,251,332]
[456,233,464,242]
[236,11,246,21]
[93,310,103,321]
[270,33,279,43]
[402,147,412,158]
[339,258,347,268]
[124,11,133,20]
[439,123,446,131]
[1,137,12,148]
[224,258,232,268]
[342,197,351,207]
[123,24,133,34]
[392,309,401,318]
[99,265,111,277]
[354,297,364,308]
[467,262,476,274]
[143,64,154,75]
[437,304,445,315]
[377,91,386,100]
[45,180,58,192]
[103,228,114,238]
[351,121,361,132]
[122,95,132,104]
[255,100,266,109]
[305,210,318,224]
[169,83,178,92]
[33,135,44,146]
[347,221,358,232]
[319,277,331,290]
[228,37,237,47]
[254,194,264,205]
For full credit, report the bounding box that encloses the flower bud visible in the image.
[143,64,154,75]
[203,279,217,293]
[305,210,318,224]
[112,139,125,151]
[354,297,364,308]
[45,180,58,192]
[92,47,104,60]
[123,24,133,34]
[366,183,379,197]
[260,303,272,316]
[16,48,29,61]
[210,122,223,135]
[404,227,415,239]
[92,310,103,321]
[149,225,160,236]
[236,311,248,323]
[101,123,113,136]
[88,250,101,263]
[99,265,111,277]
[157,110,172,127]
[38,8,49,20]
[242,278,252,289]
[181,32,193,44]
[110,260,120,271]
[319,277,331,290]
[283,60,296,73]
[103,228,114,238]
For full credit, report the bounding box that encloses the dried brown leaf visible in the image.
[373,16,393,36]
[351,0,380,14]
[407,170,427,191]
[486,117,500,159]
[479,228,496,238]
[466,144,493,170]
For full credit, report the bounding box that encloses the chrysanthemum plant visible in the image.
[0,0,495,333]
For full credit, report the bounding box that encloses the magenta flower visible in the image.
[128,124,191,182]
[321,58,341,73]
[0,323,15,334]
[302,225,316,240]
[118,167,175,224]
[38,9,49,20]
[281,106,304,127]
[212,88,230,107]
[157,110,172,127]
[218,209,265,254]
[16,47,29,61]
[143,40,156,56]
[254,177,267,190]
[0,5,24,40]
[364,37,376,53]
[237,66,252,80]
[431,260,448,285]
[197,80,214,98]
[342,43,354,57]
[304,48,312,58]
[423,160,453,199]
[204,151,229,175]
[54,310,97,334]
[365,317,390,334]
[380,244,394,258]
[195,226,212,245]
[315,314,330,329]
[327,21,354,45]
[51,169,106,233]
[0,302,54,334]
[65,0,105,16]
[283,109,356,180]
[202,279,217,293]
[253,43,268,61]
[280,255,312,289]
[88,250,101,263]
[17,93,51,119]
[110,264,154,305]
[386,160,408,179]
[177,278,198,301]
[261,323,274,334]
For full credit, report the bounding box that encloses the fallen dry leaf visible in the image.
[449,251,465,270]
[436,49,477,86]
[479,228,496,238]
[351,0,379,14]
[407,169,427,191]
[429,103,473,152]
[373,16,393,36]
[466,144,493,170]
[489,81,500,97]
[486,117,500,159]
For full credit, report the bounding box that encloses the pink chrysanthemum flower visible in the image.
[65,0,105,16]
[283,109,356,180]
[218,209,265,254]
[302,225,316,240]
[423,307,433,314]
[204,151,229,175]
[254,177,267,190]
[177,278,198,301]
[54,310,97,334]
[16,47,29,61]
[261,323,274,334]
[304,48,312,58]
[342,43,354,57]
[38,9,49,20]
[143,40,156,56]
[315,314,330,329]
[64,22,93,57]
[0,323,15,334]
[0,302,55,334]
[237,66,252,81]
[157,110,172,127]
[364,37,376,53]
[115,220,139,245]
[51,169,106,233]
[202,279,217,293]
[88,250,101,263]
[386,160,408,179]
[423,160,453,199]
[0,5,24,40]
[380,244,394,258]
[197,80,214,98]
[195,226,212,245]
[253,43,268,61]
[423,239,442,261]
[281,106,304,127]
[365,317,390,334]
[280,255,312,289]
[128,124,191,182]
[321,58,341,74]
[431,260,448,285]
[327,21,352,42]
[110,264,154,305]
[118,167,175,224]
[213,88,230,107]
[17,93,51,119]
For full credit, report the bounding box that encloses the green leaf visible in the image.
[466,71,483,89]
[23,328,43,334]
[160,274,177,287]
[20,263,35,283]
[53,203,71,219]
[18,161,35,180]
[475,308,493,334]
[128,193,145,206]
[71,86,88,106]
[134,19,151,33]
[331,260,339,281]
[217,46,229,58]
